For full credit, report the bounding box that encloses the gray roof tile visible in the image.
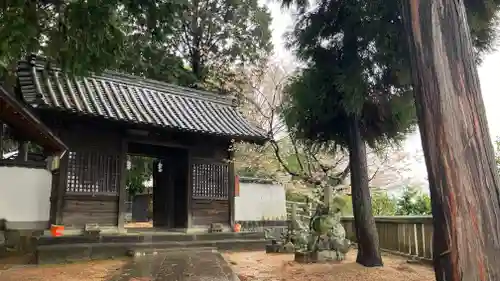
[16,57,266,142]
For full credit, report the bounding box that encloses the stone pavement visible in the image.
[111,249,240,281]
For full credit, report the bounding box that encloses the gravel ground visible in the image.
[0,250,435,281]
[223,250,436,281]
[0,259,127,281]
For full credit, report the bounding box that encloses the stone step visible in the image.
[36,231,264,246]
[36,238,267,264]
[127,246,217,257]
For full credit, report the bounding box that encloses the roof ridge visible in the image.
[98,70,236,107]
[23,54,237,107]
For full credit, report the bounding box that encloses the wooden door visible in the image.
[170,155,188,228]
[152,159,173,228]
[152,151,188,229]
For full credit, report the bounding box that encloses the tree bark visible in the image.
[348,115,383,267]
[401,1,500,280]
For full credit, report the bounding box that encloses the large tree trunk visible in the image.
[348,115,383,267]
[401,1,500,280]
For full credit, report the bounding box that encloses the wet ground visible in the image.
[0,249,434,281]
[0,249,239,281]
[111,249,239,281]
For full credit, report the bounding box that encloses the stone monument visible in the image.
[265,185,351,262]
[294,186,352,263]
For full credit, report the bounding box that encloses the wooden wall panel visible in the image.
[61,196,118,228]
[191,199,229,226]
[189,141,232,228]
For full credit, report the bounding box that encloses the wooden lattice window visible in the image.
[191,160,229,200]
[66,151,120,194]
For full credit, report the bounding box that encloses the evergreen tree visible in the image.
[395,186,431,216]
[371,192,398,216]
[281,0,416,267]
[0,0,272,93]
[0,1,184,80]
[163,0,273,94]
[126,156,153,197]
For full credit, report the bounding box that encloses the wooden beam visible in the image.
[0,87,67,155]
[117,139,128,232]
[125,136,191,149]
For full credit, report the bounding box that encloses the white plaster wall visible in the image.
[0,167,52,226]
[234,181,287,221]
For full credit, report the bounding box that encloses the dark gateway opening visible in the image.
[126,142,188,230]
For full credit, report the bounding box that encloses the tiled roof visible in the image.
[16,56,266,142]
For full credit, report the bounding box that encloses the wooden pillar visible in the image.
[0,123,4,156]
[290,202,297,230]
[55,153,69,225]
[48,168,59,226]
[324,186,332,208]
[16,140,28,161]
[117,140,128,232]
[49,121,67,226]
[228,144,236,230]
[186,151,193,229]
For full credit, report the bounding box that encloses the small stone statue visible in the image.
[307,200,351,261]
[264,228,274,239]
[266,202,312,253]
[267,188,351,262]
[294,187,352,263]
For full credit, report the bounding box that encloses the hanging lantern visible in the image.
[157,160,163,173]
[126,156,132,170]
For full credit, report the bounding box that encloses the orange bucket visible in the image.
[233,223,241,233]
[50,225,64,237]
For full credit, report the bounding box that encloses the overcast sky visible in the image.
[265,3,500,194]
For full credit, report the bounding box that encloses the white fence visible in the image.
[234,178,287,221]
[0,166,53,230]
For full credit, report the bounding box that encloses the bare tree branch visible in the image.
[235,58,417,198]
[234,58,352,195]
